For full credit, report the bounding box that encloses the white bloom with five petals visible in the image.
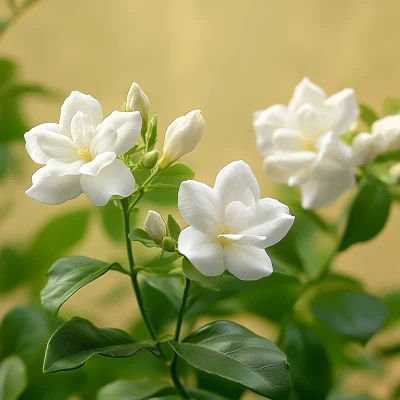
[177,160,294,281]
[253,77,359,209]
[25,91,141,206]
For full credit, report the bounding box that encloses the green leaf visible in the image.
[188,388,230,400]
[382,291,400,328]
[146,115,158,152]
[339,177,391,251]
[0,246,28,293]
[41,256,119,316]
[384,97,400,116]
[96,378,175,400]
[167,214,181,241]
[129,228,159,247]
[0,20,8,35]
[359,104,379,128]
[43,317,159,373]
[169,321,290,400]
[0,356,27,400]
[182,258,222,291]
[283,321,332,400]
[196,371,244,399]
[311,289,386,342]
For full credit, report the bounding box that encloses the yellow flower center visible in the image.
[77,148,92,162]
[219,226,232,246]
[301,137,316,152]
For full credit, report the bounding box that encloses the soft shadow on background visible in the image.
[1,0,400,398]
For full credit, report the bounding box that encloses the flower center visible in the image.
[218,226,232,246]
[301,137,316,152]
[77,148,92,162]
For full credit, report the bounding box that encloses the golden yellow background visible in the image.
[1,0,400,398]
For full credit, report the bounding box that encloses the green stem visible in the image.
[128,168,159,213]
[170,278,191,399]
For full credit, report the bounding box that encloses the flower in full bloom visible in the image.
[158,110,204,170]
[177,160,294,280]
[253,77,359,209]
[25,91,141,206]
[144,210,166,244]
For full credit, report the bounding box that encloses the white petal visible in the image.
[214,160,260,207]
[272,128,303,151]
[263,151,316,185]
[178,181,223,233]
[325,88,359,136]
[289,77,326,113]
[295,104,330,139]
[223,244,273,280]
[100,110,142,156]
[372,115,400,151]
[240,198,295,247]
[46,159,85,176]
[59,91,102,135]
[178,227,225,276]
[80,159,135,206]
[37,130,79,162]
[253,105,289,155]
[218,233,267,247]
[91,124,118,157]
[301,172,355,210]
[71,111,95,149]
[25,166,82,205]
[352,132,384,166]
[224,201,256,233]
[79,152,116,176]
[25,123,60,164]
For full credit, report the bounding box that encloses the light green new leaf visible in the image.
[359,104,379,128]
[339,177,391,251]
[169,321,290,400]
[44,317,159,373]
[384,97,400,116]
[167,214,181,241]
[129,228,159,247]
[311,289,386,343]
[182,258,223,291]
[96,378,175,400]
[41,256,120,316]
[0,356,27,400]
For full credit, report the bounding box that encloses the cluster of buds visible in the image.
[144,210,175,251]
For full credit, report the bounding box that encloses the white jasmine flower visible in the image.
[144,210,166,244]
[158,110,204,170]
[126,82,149,127]
[352,132,385,166]
[253,77,358,209]
[371,114,400,152]
[177,160,294,281]
[25,91,141,206]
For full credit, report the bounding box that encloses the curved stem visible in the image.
[170,278,191,399]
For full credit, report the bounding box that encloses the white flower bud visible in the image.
[389,163,400,181]
[158,110,204,170]
[352,132,385,166]
[126,82,149,127]
[144,210,166,244]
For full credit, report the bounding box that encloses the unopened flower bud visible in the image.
[144,210,166,245]
[390,163,400,181]
[162,237,176,252]
[158,110,204,170]
[126,82,149,132]
[352,132,385,166]
[142,150,160,169]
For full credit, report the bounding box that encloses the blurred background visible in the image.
[1,0,400,399]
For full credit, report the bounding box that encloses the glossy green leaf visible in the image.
[169,321,290,400]
[41,256,119,316]
[196,371,244,399]
[311,289,386,342]
[182,258,222,291]
[283,321,332,400]
[188,388,229,400]
[339,177,391,251]
[384,97,400,116]
[0,356,27,400]
[43,317,159,373]
[129,228,159,247]
[359,104,378,128]
[96,378,175,400]
[167,214,181,241]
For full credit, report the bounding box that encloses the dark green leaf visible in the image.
[311,289,386,342]
[182,258,222,291]
[359,104,379,128]
[129,228,159,247]
[0,246,28,293]
[382,291,400,328]
[196,371,244,399]
[188,388,229,400]
[167,214,181,241]
[41,256,118,316]
[169,321,290,400]
[0,356,27,400]
[283,321,332,400]
[96,378,175,400]
[339,177,391,251]
[384,97,400,116]
[44,317,159,373]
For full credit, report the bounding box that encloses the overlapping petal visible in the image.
[25,123,60,164]
[37,130,79,162]
[71,111,95,149]
[79,152,116,176]
[288,77,326,113]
